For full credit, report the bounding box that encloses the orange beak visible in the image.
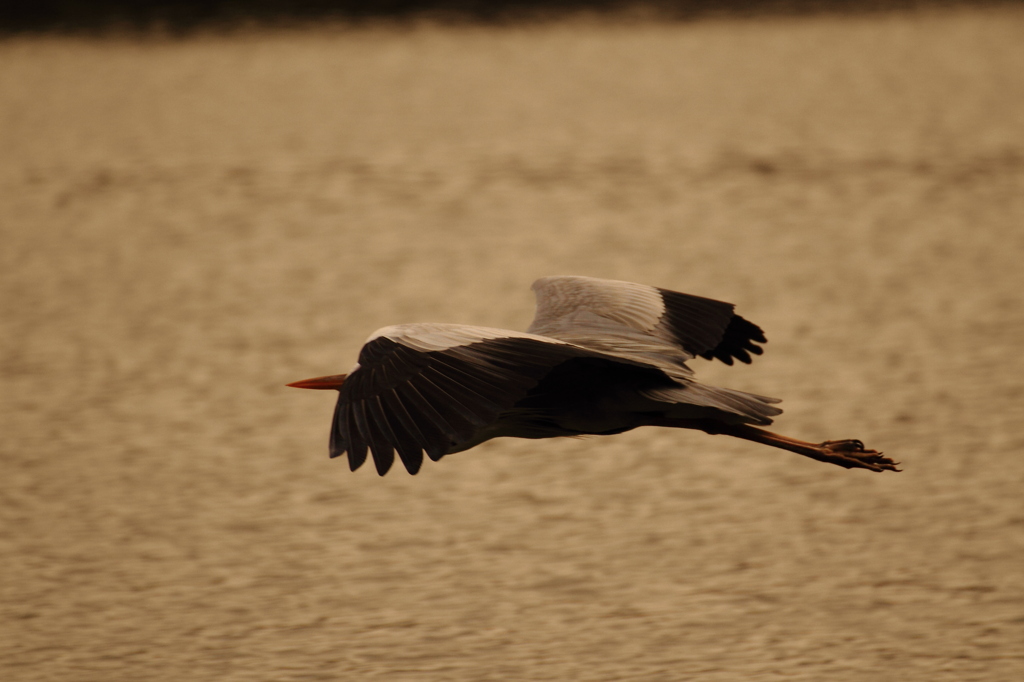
[287,374,348,390]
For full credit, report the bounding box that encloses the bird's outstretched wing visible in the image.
[528,276,766,366]
[333,323,626,476]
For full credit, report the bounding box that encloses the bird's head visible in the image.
[287,374,348,390]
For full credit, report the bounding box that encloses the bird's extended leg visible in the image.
[655,419,900,472]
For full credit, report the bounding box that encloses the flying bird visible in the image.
[289,276,898,476]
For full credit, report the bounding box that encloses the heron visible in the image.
[289,276,898,476]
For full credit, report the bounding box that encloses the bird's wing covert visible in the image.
[528,276,766,366]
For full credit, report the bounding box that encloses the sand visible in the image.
[2,6,1023,681]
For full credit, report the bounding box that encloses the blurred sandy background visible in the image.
[2,5,1024,681]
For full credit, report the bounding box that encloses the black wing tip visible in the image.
[370,451,425,475]
[698,314,768,366]
[372,449,395,476]
[349,449,366,471]
[394,442,425,475]
[327,446,400,474]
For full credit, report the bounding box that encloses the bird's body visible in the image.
[290,276,898,475]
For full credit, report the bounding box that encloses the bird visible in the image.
[289,276,899,476]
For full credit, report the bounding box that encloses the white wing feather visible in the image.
[366,322,569,353]
[528,276,696,377]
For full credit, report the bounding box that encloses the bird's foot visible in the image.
[815,439,900,472]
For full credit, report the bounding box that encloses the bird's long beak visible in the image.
[287,374,348,390]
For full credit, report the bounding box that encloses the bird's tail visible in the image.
[642,382,783,426]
